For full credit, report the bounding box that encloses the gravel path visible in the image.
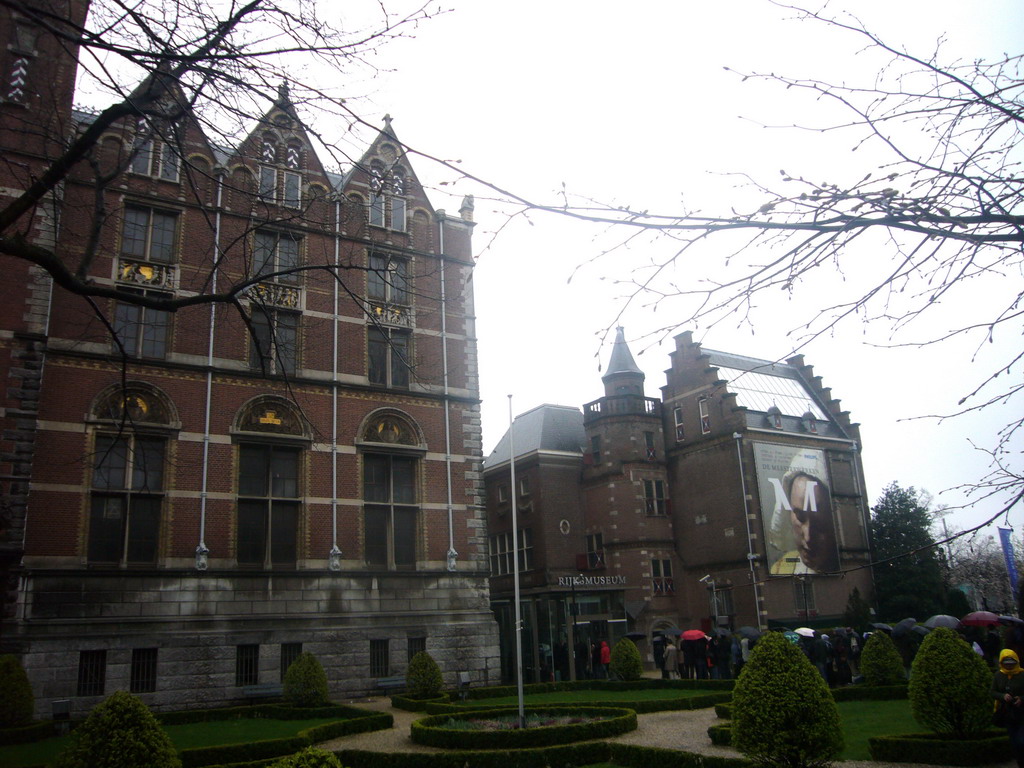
[320,696,1015,768]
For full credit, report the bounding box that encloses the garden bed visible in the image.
[410,706,636,749]
[869,731,1011,766]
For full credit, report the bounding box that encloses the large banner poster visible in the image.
[753,443,840,576]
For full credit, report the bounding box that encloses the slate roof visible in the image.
[484,404,585,469]
[703,350,827,419]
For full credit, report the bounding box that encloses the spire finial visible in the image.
[277,81,291,106]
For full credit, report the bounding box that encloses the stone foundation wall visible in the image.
[17,570,500,719]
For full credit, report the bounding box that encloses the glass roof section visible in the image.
[715,367,827,419]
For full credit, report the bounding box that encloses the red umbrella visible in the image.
[681,629,706,641]
[961,610,1000,627]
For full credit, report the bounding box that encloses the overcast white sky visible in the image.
[337,0,1024,539]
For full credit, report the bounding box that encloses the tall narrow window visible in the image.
[651,559,674,595]
[236,644,259,686]
[280,642,302,682]
[586,532,605,569]
[368,327,410,388]
[77,650,106,696]
[250,308,298,376]
[368,253,409,305]
[130,648,157,693]
[129,121,180,182]
[259,165,277,202]
[363,453,417,569]
[643,479,668,516]
[407,637,426,661]
[390,172,407,232]
[282,171,301,209]
[644,431,656,460]
[488,529,532,574]
[237,444,300,567]
[89,434,164,564]
[589,435,601,465]
[122,206,177,263]
[254,231,300,284]
[698,397,711,435]
[113,291,170,359]
[673,406,685,442]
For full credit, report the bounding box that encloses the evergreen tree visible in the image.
[870,483,944,620]
[841,588,872,631]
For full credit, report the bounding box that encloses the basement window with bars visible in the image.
[370,639,390,677]
[236,644,260,686]
[77,650,106,697]
[280,642,302,682]
[130,648,157,693]
[407,637,426,661]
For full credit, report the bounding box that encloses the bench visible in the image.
[242,682,283,700]
[375,675,406,694]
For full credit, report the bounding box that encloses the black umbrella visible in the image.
[999,615,1024,627]
[923,614,962,630]
[737,626,761,639]
[624,631,647,641]
[871,622,893,632]
[892,618,917,637]
[664,628,682,637]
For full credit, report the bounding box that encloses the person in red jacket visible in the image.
[599,640,611,679]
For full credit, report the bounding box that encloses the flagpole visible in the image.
[508,395,526,728]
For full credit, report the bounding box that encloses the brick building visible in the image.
[0,0,498,718]
[483,329,873,679]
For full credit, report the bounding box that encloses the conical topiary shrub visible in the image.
[908,627,992,737]
[610,638,643,681]
[406,651,443,699]
[53,691,180,768]
[283,652,330,707]
[732,630,843,768]
[859,631,905,686]
[0,654,34,727]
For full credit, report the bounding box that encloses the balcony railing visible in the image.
[583,395,661,423]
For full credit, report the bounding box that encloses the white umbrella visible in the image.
[795,627,815,638]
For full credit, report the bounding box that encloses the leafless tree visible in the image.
[448,2,1023,519]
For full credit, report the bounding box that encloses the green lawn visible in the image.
[837,699,918,761]
[0,716,341,768]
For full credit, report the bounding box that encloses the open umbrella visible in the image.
[962,611,1000,627]
[871,622,893,632]
[624,631,647,641]
[737,626,761,640]
[783,630,800,644]
[892,618,918,637]
[664,628,683,637]
[911,625,932,636]
[999,615,1024,627]
[682,629,707,641]
[924,614,962,630]
[795,627,816,638]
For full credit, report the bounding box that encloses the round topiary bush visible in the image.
[0,654,34,727]
[283,652,330,707]
[609,638,643,681]
[269,747,344,768]
[53,691,180,768]
[908,627,992,738]
[732,630,843,768]
[406,651,443,699]
[860,631,905,686]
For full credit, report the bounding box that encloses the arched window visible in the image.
[358,410,424,570]
[366,158,407,232]
[232,397,310,569]
[86,384,177,565]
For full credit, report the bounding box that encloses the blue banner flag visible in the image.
[998,527,1019,595]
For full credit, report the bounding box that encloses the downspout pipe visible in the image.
[439,214,457,570]
[196,168,226,570]
[329,195,342,570]
[734,432,764,630]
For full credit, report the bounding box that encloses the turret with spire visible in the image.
[602,326,645,398]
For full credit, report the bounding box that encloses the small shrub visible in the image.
[283,652,330,707]
[908,627,992,737]
[860,632,905,686]
[406,651,443,699]
[610,638,643,681]
[269,746,344,768]
[53,690,181,768]
[732,630,843,768]
[0,654,34,727]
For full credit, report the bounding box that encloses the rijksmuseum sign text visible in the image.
[557,575,627,587]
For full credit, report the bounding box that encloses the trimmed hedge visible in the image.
[609,742,750,768]
[708,722,733,746]
[830,683,908,701]
[389,694,449,712]
[158,704,374,725]
[410,706,637,749]
[715,702,732,719]
[429,689,729,716]
[0,719,56,745]
[336,742,610,768]
[459,677,733,701]
[868,730,1011,765]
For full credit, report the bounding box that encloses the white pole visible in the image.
[508,395,526,728]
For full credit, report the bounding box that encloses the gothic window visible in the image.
[113,289,170,359]
[122,206,177,263]
[237,444,300,568]
[368,327,409,388]
[254,230,300,284]
[129,119,180,182]
[6,21,37,104]
[367,161,407,231]
[586,532,605,569]
[368,252,409,305]
[259,135,301,208]
[363,453,417,569]
[250,307,298,376]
